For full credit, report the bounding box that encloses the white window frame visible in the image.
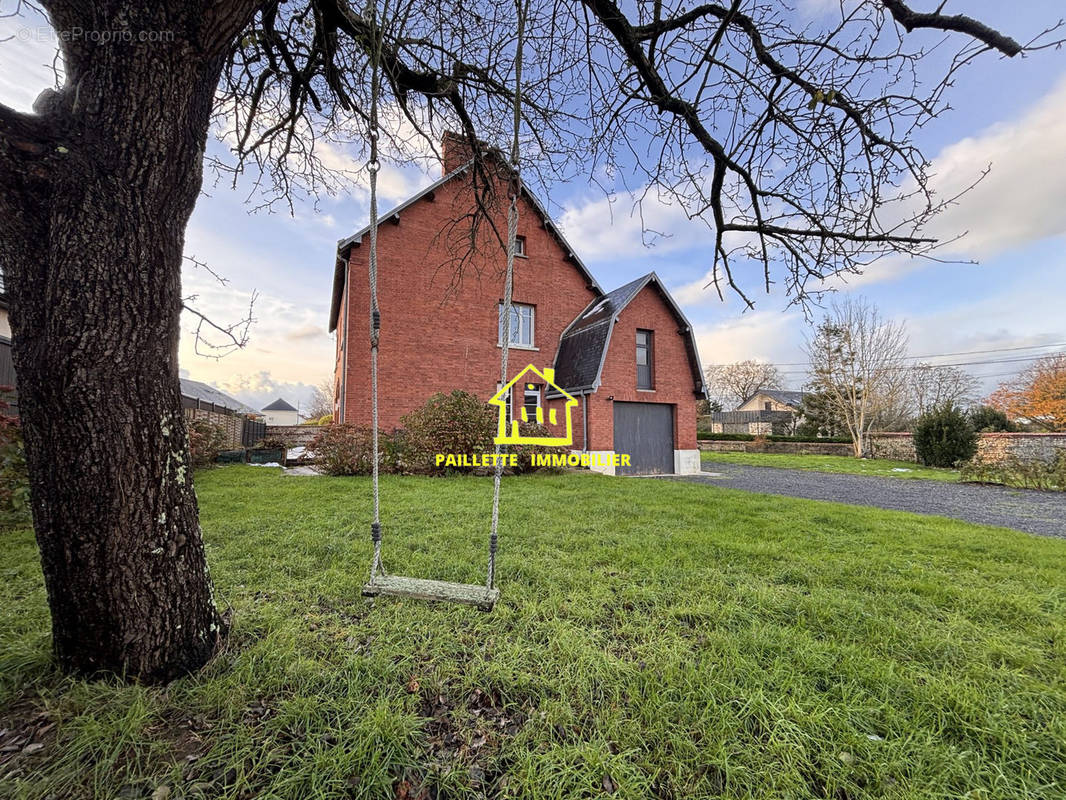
[514,235,527,257]
[498,302,536,349]
[522,383,541,423]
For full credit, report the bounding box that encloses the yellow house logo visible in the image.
[490,365,577,446]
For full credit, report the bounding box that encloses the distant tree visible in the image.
[306,377,335,421]
[704,360,783,410]
[987,355,1066,431]
[805,298,909,456]
[913,405,978,468]
[968,404,1015,433]
[910,363,978,417]
[796,388,849,439]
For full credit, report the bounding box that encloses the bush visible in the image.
[188,418,229,468]
[913,405,978,468]
[402,391,496,474]
[961,451,1066,491]
[968,405,1015,433]
[507,421,570,474]
[310,424,386,476]
[0,390,30,528]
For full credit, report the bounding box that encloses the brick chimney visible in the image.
[441,131,474,176]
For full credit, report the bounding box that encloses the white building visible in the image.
[261,398,300,426]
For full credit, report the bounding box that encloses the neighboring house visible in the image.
[0,270,16,415]
[737,389,807,413]
[329,133,707,475]
[261,398,301,426]
[180,378,260,447]
[706,389,808,435]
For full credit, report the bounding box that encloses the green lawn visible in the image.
[701,450,961,482]
[2,467,1064,799]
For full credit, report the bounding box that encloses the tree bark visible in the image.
[0,2,250,681]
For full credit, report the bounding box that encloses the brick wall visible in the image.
[585,284,700,452]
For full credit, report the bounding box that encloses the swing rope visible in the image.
[488,0,526,590]
[366,0,384,583]
[362,0,526,607]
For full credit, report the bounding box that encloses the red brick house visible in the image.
[328,134,706,474]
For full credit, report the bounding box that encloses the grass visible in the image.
[701,450,961,482]
[1,466,1064,799]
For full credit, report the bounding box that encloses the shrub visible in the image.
[968,405,1015,433]
[507,421,570,474]
[188,418,229,468]
[0,390,30,528]
[255,435,289,449]
[961,451,1066,491]
[402,391,496,474]
[310,424,386,476]
[913,405,978,468]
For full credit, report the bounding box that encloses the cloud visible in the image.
[557,188,714,261]
[210,371,318,413]
[0,12,61,112]
[919,75,1066,259]
[692,309,808,379]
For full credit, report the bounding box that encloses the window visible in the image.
[514,235,526,257]
[764,401,772,411]
[522,383,541,423]
[636,329,654,389]
[498,303,535,348]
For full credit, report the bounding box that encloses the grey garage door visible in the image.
[613,401,674,475]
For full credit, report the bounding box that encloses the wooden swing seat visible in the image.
[362,574,500,611]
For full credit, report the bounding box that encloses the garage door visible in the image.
[613,402,674,475]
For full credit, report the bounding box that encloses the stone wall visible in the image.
[266,424,328,448]
[698,439,855,456]
[700,432,1066,465]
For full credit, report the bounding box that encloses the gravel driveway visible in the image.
[674,461,1066,538]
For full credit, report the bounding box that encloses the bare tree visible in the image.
[306,376,335,420]
[0,0,1058,681]
[910,363,978,417]
[705,360,783,410]
[805,298,909,456]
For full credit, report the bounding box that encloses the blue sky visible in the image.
[2,2,1064,411]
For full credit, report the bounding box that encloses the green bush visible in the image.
[0,390,30,528]
[968,405,1015,433]
[507,421,569,474]
[188,418,229,468]
[961,451,1066,491]
[402,390,496,474]
[913,405,978,468]
[310,424,387,476]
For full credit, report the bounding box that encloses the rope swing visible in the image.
[361,0,527,611]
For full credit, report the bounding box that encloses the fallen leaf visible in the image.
[151,786,172,800]
[602,774,618,793]
[22,742,45,754]
[406,677,420,693]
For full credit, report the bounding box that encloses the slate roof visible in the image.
[740,388,807,410]
[550,272,706,398]
[262,398,299,412]
[179,378,256,414]
[328,163,602,332]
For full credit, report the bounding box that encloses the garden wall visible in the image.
[698,439,855,456]
[266,424,328,448]
[184,407,242,448]
[700,432,1066,465]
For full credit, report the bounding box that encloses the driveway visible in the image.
[674,461,1066,538]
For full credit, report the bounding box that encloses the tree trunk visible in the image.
[0,4,242,681]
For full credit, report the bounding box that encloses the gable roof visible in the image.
[328,163,603,332]
[740,388,807,410]
[551,272,707,397]
[179,378,256,414]
[262,398,299,412]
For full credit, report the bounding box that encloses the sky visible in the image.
[2,2,1064,412]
